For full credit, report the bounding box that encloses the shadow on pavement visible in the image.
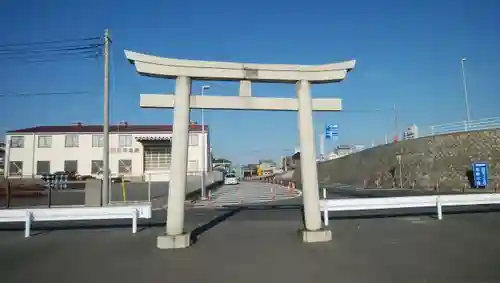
[0,219,167,234]
[190,207,244,244]
[190,204,305,245]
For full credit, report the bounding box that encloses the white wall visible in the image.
[5,131,210,178]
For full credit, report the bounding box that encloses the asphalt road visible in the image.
[3,183,500,282]
[2,202,500,283]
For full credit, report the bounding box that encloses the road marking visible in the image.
[193,182,301,207]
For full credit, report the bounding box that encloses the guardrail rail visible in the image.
[320,188,500,226]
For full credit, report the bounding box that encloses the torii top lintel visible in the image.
[125,50,355,83]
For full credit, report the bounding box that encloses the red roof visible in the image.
[7,124,208,134]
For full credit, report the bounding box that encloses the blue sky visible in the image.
[1,0,499,164]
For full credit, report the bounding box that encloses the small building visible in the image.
[212,158,231,171]
[4,123,210,181]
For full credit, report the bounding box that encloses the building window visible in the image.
[10,136,24,148]
[64,160,78,173]
[144,146,171,170]
[9,161,23,176]
[36,161,51,175]
[188,160,199,171]
[91,160,103,174]
[65,135,79,148]
[38,136,52,148]
[118,159,132,174]
[119,135,133,147]
[92,135,104,147]
[189,134,198,146]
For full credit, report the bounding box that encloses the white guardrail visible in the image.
[320,188,500,226]
[0,203,152,238]
[425,117,500,137]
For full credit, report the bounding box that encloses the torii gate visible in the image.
[125,50,355,249]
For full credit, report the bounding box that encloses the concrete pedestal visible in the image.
[301,229,332,243]
[84,179,103,206]
[157,233,191,249]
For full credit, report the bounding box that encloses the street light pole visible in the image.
[200,85,210,200]
[461,57,471,123]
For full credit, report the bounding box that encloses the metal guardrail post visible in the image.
[47,184,52,208]
[6,180,11,208]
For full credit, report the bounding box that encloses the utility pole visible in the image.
[102,29,111,206]
[200,85,211,200]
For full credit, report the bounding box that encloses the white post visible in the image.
[132,209,138,234]
[24,211,32,238]
[323,209,329,227]
[147,172,151,202]
[437,197,443,220]
[165,76,191,236]
[322,187,327,199]
[296,80,322,232]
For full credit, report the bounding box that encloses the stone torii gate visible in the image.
[125,50,355,249]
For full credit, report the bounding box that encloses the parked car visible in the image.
[224,174,239,185]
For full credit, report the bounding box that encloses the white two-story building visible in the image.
[4,123,211,181]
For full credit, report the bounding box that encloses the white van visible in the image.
[224,174,239,185]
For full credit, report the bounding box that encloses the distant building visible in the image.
[212,158,231,171]
[4,123,210,181]
[0,144,5,172]
[403,124,419,140]
[258,160,276,176]
[334,145,353,158]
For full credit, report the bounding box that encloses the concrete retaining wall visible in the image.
[186,171,224,195]
[293,129,500,191]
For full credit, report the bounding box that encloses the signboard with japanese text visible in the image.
[472,162,488,188]
[325,124,339,140]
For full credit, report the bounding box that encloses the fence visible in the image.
[425,117,500,137]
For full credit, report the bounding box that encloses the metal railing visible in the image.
[425,117,500,137]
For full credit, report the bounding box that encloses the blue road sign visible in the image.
[325,124,339,140]
[472,162,488,188]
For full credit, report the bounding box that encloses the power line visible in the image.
[0,44,102,54]
[2,55,101,65]
[0,91,89,97]
[0,35,103,64]
[0,36,101,48]
[1,49,102,60]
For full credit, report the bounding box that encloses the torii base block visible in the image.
[300,229,332,243]
[157,232,191,249]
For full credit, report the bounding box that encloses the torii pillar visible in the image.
[125,50,356,249]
